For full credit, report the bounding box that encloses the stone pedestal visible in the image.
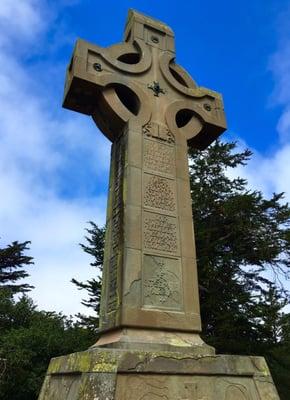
[38,345,279,400]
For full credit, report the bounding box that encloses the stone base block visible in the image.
[38,348,280,399]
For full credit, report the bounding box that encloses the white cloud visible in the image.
[227,7,290,205]
[0,0,110,315]
[0,0,47,48]
[226,7,290,298]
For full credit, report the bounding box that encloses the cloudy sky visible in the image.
[0,0,290,316]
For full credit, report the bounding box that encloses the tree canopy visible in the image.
[0,241,34,294]
[0,239,94,400]
[0,290,94,400]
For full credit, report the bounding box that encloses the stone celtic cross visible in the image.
[63,10,226,341]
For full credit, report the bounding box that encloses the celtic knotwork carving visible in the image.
[143,140,175,175]
[144,175,176,212]
[144,212,178,253]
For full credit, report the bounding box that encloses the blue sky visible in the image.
[0,0,290,315]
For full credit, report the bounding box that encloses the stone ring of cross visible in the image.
[63,12,226,149]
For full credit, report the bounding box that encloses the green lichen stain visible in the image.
[74,352,91,372]
[252,357,270,377]
[48,357,62,374]
[91,351,118,373]
[92,363,116,372]
[167,336,190,347]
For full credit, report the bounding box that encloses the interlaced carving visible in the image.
[144,175,175,212]
[144,212,178,253]
[143,140,175,175]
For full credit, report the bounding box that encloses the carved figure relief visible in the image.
[143,139,175,176]
[143,212,178,253]
[143,121,174,144]
[143,255,182,310]
[225,385,249,400]
[144,174,176,212]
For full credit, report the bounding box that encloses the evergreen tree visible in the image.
[71,222,105,330]
[253,284,290,399]
[188,140,290,353]
[0,290,94,400]
[0,241,34,294]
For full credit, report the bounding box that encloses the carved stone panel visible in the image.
[143,121,175,144]
[142,255,182,310]
[143,138,175,176]
[143,173,176,213]
[115,375,259,400]
[143,211,179,254]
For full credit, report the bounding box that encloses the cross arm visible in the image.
[165,87,227,150]
[62,38,152,141]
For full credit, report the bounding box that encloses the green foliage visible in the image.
[188,141,290,343]
[189,140,290,398]
[71,222,105,331]
[0,289,94,400]
[0,241,34,293]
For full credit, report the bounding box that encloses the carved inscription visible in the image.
[144,212,178,253]
[107,255,118,312]
[107,137,124,313]
[111,213,121,250]
[143,139,175,176]
[143,121,175,143]
[143,255,182,310]
[144,174,176,212]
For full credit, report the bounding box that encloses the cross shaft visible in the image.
[63,10,226,344]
